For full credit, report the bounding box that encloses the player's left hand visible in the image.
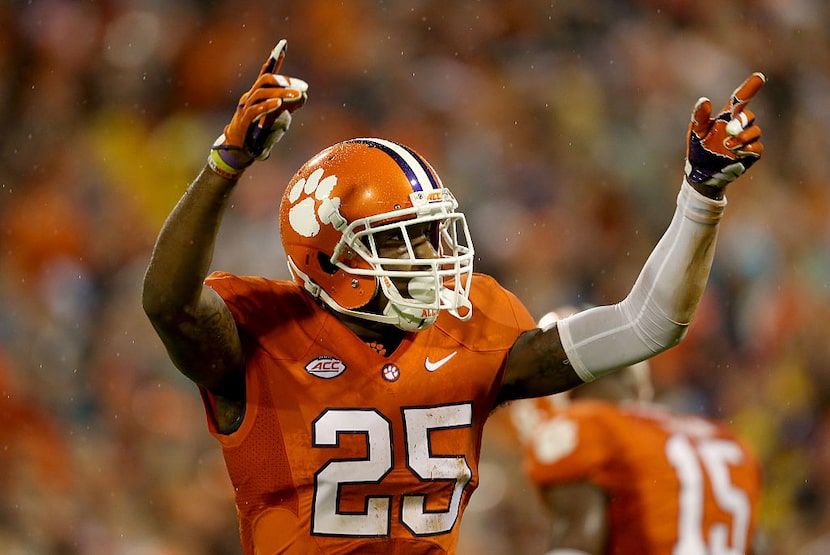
[685,72,765,192]
[209,40,308,178]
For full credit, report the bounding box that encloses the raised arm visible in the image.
[500,73,766,403]
[142,167,244,391]
[141,41,308,397]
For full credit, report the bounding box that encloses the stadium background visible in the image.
[0,1,827,553]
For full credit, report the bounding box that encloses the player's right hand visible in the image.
[685,72,765,191]
[209,40,308,179]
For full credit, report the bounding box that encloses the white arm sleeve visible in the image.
[557,179,726,382]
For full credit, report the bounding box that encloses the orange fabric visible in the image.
[515,398,762,554]
[203,272,535,555]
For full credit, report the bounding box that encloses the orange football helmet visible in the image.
[279,138,474,331]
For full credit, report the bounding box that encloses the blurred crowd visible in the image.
[0,0,828,553]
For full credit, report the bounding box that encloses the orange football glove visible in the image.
[685,72,765,189]
[209,40,308,179]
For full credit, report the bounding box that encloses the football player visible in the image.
[142,40,765,554]
[510,309,763,555]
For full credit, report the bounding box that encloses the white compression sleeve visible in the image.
[557,179,727,382]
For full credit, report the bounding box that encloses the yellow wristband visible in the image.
[208,149,243,180]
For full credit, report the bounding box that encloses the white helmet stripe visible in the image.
[349,138,441,192]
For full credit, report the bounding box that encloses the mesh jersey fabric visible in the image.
[203,271,536,554]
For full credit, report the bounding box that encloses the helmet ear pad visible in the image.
[285,244,380,311]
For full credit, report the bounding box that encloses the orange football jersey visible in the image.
[204,271,536,555]
[511,397,762,554]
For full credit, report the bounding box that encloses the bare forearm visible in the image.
[142,166,237,317]
[499,326,584,404]
[140,40,305,395]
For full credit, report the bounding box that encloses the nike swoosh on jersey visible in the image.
[425,351,458,372]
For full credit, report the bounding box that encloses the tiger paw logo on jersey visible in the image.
[286,167,342,238]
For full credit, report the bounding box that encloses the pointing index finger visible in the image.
[261,39,288,76]
[728,72,766,116]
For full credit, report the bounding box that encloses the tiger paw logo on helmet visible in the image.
[279,138,475,331]
[286,167,341,237]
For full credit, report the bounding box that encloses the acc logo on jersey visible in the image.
[305,356,347,379]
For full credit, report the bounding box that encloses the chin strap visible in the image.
[442,287,473,321]
[381,300,436,331]
[287,257,323,299]
[286,257,435,331]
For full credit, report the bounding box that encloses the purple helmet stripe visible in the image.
[348,138,441,192]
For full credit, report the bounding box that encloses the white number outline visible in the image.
[402,404,473,536]
[311,409,394,537]
[666,434,751,555]
[310,403,473,538]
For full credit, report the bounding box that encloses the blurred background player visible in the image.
[510,308,763,555]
